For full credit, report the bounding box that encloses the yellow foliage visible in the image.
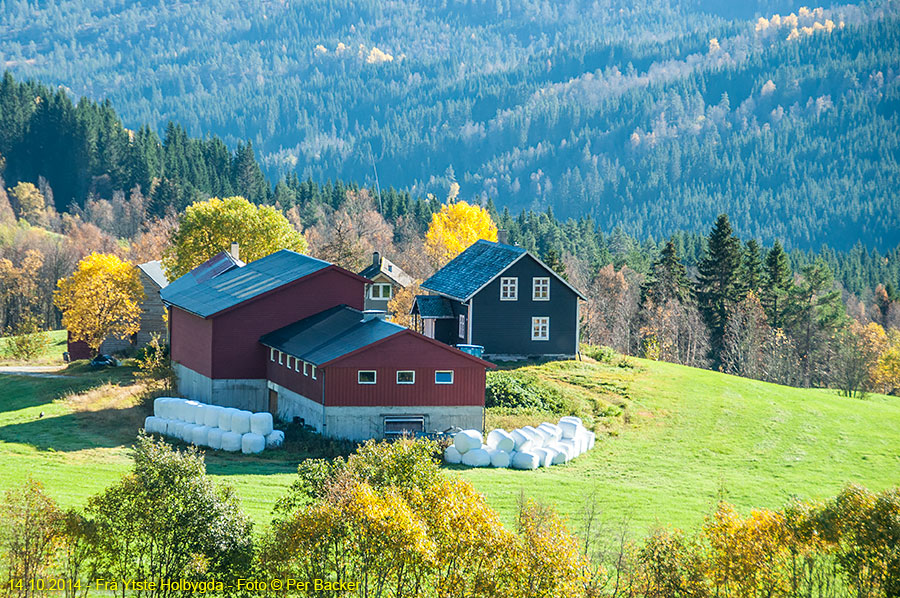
[424,200,498,266]
[54,253,144,354]
[387,280,421,328]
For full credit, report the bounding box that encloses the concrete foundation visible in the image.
[325,405,483,442]
[174,363,268,411]
[266,382,324,432]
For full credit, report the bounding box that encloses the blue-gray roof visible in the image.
[260,305,404,365]
[421,240,527,301]
[161,250,331,318]
[137,260,169,288]
[411,295,455,319]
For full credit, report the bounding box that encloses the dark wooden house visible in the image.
[412,240,585,360]
[358,251,414,313]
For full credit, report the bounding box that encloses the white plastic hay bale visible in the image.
[143,416,158,434]
[230,410,252,434]
[490,449,511,468]
[559,420,581,439]
[220,431,242,452]
[486,429,515,453]
[265,430,285,449]
[532,426,553,446]
[444,445,463,464]
[521,426,543,446]
[172,422,186,440]
[550,447,568,465]
[461,448,491,467]
[511,451,540,470]
[538,422,563,443]
[164,419,179,437]
[207,428,224,450]
[181,423,199,443]
[153,397,171,418]
[183,400,201,423]
[193,403,209,425]
[510,429,533,451]
[203,405,222,428]
[241,432,266,454]
[558,439,577,460]
[574,428,591,454]
[250,412,274,436]
[218,407,236,431]
[192,425,211,447]
[533,448,554,467]
[453,429,483,454]
[559,415,584,427]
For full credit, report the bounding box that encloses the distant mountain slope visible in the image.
[2,0,897,249]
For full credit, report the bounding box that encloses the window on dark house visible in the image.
[500,277,518,300]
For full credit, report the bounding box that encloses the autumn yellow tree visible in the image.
[54,254,144,355]
[163,196,308,279]
[8,182,46,226]
[388,280,421,327]
[424,200,498,266]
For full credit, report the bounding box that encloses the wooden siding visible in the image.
[266,353,324,403]
[170,307,214,377]
[324,331,486,407]
[210,267,365,380]
[135,270,167,346]
[471,254,578,355]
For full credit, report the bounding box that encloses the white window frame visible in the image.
[500,277,518,301]
[370,283,393,300]
[435,370,454,384]
[303,361,309,376]
[396,370,415,384]
[294,359,300,372]
[533,277,550,301]
[531,317,550,341]
[358,370,376,385]
[270,348,276,362]
[458,314,466,339]
[311,365,317,380]
[278,351,283,365]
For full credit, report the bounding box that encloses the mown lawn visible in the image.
[0,357,897,535]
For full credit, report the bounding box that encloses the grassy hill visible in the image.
[0,355,897,534]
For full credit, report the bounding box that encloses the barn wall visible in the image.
[210,268,365,380]
[135,271,167,346]
[170,307,214,377]
[325,332,487,408]
[265,353,323,403]
[266,381,324,431]
[173,362,267,410]
[325,405,483,441]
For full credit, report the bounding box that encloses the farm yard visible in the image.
[0,343,897,534]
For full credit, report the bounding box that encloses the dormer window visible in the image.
[500,277,518,301]
[533,277,550,301]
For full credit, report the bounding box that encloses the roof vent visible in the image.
[230,242,240,261]
[362,310,388,322]
[497,230,509,245]
[372,251,381,267]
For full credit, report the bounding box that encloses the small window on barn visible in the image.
[500,277,518,301]
[270,348,276,362]
[278,351,283,365]
[533,277,550,301]
[358,370,376,384]
[397,370,415,384]
[286,355,292,369]
[311,365,317,380]
[294,359,300,372]
[435,370,454,384]
[303,361,308,376]
[532,317,550,341]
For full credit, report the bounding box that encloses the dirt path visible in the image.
[0,365,71,378]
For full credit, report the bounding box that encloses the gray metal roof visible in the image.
[411,295,455,319]
[421,240,527,301]
[259,305,404,365]
[137,260,169,288]
[160,250,331,318]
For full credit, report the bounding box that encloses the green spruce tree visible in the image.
[761,240,793,328]
[641,239,692,306]
[696,214,744,360]
[741,239,764,295]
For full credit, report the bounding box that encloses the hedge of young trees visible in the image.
[1,436,898,598]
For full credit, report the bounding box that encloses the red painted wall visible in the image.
[324,331,487,407]
[210,267,365,380]
[170,307,214,376]
[266,352,324,403]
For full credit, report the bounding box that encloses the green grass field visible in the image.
[0,356,897,535]
[0,329,68,365]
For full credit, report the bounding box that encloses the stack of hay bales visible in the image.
[145,397,283,454]
[445,416,596,470]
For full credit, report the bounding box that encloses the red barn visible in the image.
[162,250,492,438]
[260,305,490,440]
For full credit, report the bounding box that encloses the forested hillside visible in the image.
[1,0,897,249]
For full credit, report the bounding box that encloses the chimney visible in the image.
[362,310,388,322]
[230,242,240,261]
[497,230,509,245]
[372,251,381,267]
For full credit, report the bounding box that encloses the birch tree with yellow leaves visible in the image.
[424,200,498,266]
[54,253,144,355]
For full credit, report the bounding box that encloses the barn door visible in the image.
[268,388,279,415]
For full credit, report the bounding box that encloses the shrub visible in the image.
[2,316,50,361]
[485,371,566,412]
